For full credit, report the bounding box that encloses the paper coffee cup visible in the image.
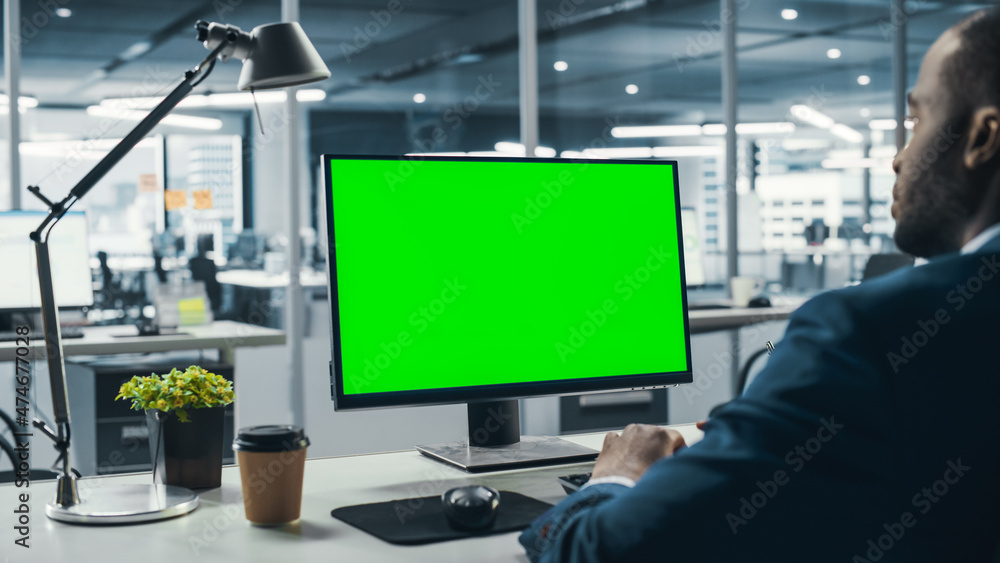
[233,425,310,525]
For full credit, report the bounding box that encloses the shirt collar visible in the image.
[961,222,1000,254]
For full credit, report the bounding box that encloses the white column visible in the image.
[5,0,22,209]
[283,0,306,428]
[518,0,539,157]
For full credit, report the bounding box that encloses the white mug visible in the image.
[730,276,764,307]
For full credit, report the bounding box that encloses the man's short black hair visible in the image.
[947,7,1000,111]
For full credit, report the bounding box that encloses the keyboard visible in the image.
[557,472,592,494]
[0,326,85,342]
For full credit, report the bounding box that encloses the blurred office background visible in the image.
[1,0,993,471]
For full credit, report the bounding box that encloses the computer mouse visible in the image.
[747,295,771,308]
[441,485,500,530]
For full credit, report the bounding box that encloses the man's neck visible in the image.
[960,175,1000,248]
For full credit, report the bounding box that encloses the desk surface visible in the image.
[0,321,286,362]
[4,425,704,563]
[688,295,806,334]
[217,269,328,289]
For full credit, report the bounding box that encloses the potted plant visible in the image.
[116,365,235,489]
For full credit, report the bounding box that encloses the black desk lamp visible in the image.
[27,20,330,524]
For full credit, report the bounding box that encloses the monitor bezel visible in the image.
[323,154,693,411]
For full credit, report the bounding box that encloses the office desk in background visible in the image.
[1,424,703,563]
[0,321,285,363]
[216,269,327,289]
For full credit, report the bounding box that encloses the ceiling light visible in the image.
[830,123,865,143]
[611,125,703,138]
[86,106,223,130]
[55,7,71,17]
[100,89,326,110]
[651,145,723,157]
[413,93,426,103]
[553,61,568,72]
[625,84,639,95]
[0,94,39,108]
[583,147,653,159]
[860,108,871,117]
[560,150,587,159]
[781,9,798,20]
[702,122,796,136]
[826,48,841,59]
[494,142,556,157]
[868,119,914,131]
[821,157,892,170]
[857,74,871,85]
[789,104,836,129]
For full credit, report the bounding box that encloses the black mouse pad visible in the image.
[330,491,553,545]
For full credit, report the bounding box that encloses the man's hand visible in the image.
[591,424,687,482]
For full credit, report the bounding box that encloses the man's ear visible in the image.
[965,106,1000,170]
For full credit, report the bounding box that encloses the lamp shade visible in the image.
[238,22,331,90]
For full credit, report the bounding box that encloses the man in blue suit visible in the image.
[520,8,1000,562]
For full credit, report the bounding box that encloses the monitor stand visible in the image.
[415,399,598,473]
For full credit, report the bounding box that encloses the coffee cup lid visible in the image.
[233,425,310,452]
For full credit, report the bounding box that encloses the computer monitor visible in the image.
[681,207,706,287]
[0,211,94,312]
[323,155,693,471]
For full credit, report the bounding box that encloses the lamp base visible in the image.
[46,484,198,525]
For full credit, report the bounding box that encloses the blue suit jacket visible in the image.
[520,237,1000,562]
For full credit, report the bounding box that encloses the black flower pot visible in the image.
[146,407,225,489]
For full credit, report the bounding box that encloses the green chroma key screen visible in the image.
[325,156,692,402]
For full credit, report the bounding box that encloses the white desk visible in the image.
[217,269,328,289]
[1,424,703,562]
[687,295,807,334]
[0,321,285,363]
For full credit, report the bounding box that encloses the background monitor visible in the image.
[323,155,693,470]
[0,211,94,311]
[680,207,706,287]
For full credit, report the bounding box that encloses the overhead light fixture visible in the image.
[55,7,71,17]
[611,125,703,138]
[652,145,723,157]
[781,8,798,20]
[826,48,842,59]
[821,157,892,170]
[868,119,914,131]
[860,108,871,117]
[830,123,865,143]
[494,141,557,157]
[789,104,836,129]
[86,106,224,130]
[781,138,831,151]
[413,93,427,103]
[702,122,796,136]
[101,89,326,110]
[625,84,639,95]
[553,61,568,72]
[0,94,39,111]
[857,74,871,85]
[560,150,587,159]
[583,147,653,159]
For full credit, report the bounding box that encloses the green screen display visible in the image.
[327,157,690,397]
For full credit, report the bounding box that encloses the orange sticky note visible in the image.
[193,189,213,210]
[164,189,186,211]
